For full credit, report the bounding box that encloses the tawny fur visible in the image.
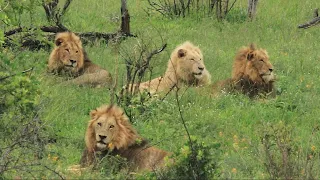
[80,105,170,171]
[130,41,211,95]
[212,44,276,98]
[48,32,112,87]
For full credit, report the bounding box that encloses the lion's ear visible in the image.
[90,109,98,119]
[55,38,63,46]
[249,43,256,50]
[177,49,187,58]
[247,51,255,61]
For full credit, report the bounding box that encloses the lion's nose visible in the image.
[70,59,76,64]
[269,68,273,72]
[99,135,106,140]
[198,67,204,71]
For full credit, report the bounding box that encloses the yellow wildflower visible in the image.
[233,135,239,143]
[52,156,59,161]
[231,168,237,173]
[108,143,114,150]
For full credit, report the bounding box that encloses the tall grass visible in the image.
[2,0,320,178]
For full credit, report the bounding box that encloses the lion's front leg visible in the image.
[80,149,96,167]
[66,70,112,87]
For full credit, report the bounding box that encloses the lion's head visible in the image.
[232,44,275,84]
[169,41,209,83]
[85,105,138,152]
[49,32,84,74]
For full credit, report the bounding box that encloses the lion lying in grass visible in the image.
[48,32,112,87]
[129,41,211,95]
[80,104,170,172]
[212,44,276,98]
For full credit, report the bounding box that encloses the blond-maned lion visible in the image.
[80,104,170,172]
[212,44,276,98]
[47,32,112,87]
[129,41,211,94]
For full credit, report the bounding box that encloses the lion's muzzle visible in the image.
[70,59,77,67]
[193,63,205,79]
[261,72,275,83]
[65,59,77,68]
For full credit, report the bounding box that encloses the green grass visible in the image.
[2,0,320,178]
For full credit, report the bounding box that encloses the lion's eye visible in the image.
[65,49,70,52]
[76,51,78,53]
[260,59,264,62]
[97,122,102,126]
[109,125,114,129]
[190,58,195,61]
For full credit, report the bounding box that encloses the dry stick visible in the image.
[0,67,34,81]
[167,49,198,178]
[227,0,237,14]
[136,43,167,88]
[160,80,176,101]
[298,16,320,29]
[43,165,65,180]
[110,46,119,105]
[174,87,198,180]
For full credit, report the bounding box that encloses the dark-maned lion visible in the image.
[80,105,170,172]
[212,44,275,98]
[48,32,112,87]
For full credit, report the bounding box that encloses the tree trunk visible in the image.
[248,0,259,19]
[121,0,130,35]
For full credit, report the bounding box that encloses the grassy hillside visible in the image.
[2,0,320,179]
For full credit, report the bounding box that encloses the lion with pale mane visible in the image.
[213,44,276,98]
[80,104,170,171]
[130,41,211,94]
[48,32,112,87]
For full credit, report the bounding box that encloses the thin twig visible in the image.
[298,16,320,29]
[0,1,9,12]
[0,67,34,81]
[174,85,198,180]
[43,165,65,180]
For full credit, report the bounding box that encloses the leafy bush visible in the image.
[155,136,221,179]
[0,58,60,178]
[259,121,320,179]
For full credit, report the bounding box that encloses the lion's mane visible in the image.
[47,32,112,87]
[213,44,276,98]
[80,105,170,171]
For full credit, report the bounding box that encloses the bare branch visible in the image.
[43,165,66,180]
[298,8,320,29]
[0,67,34,81]
[0,1,9,12]
[298,16,320,29]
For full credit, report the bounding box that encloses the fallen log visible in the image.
[298,8,320,29]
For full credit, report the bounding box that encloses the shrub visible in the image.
[0,58,61,178]
[259,121,320,179]
[155,136,221,179]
